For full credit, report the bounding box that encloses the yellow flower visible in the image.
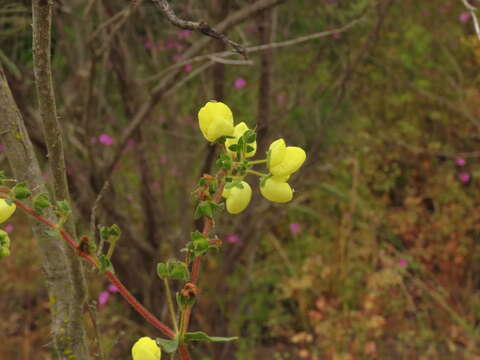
[198,101,234,142]
[268,139,306,177]
[222,181,252,214]
[225,122,257,158]
[260,176,293,203]
[0,199,16,224]
[131,337,161,360]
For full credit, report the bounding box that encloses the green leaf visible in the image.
[100,224,121,242]
[12,182,31,200]
[44,229,60,238]
[184,331,239,343]
[246,145,255,153]
[56,200,71,217]
[170,261,190,281]
[157,259,190,281]
[157,263,169,279]
[194,201,223,219]
[246,133,256,144]
[156,338,179,353]
[98,255,114,274]
[228,144,238,152]
[32,193,51,214]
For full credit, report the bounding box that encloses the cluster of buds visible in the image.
[198,101,306,214]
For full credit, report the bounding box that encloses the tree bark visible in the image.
[0,64,90,359]
[31,0,91,358]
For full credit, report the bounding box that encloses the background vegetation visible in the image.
[1,0,480,359]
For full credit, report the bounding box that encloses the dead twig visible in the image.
[151,0,247,57]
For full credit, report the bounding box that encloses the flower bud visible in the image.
[260,177,293,203]
[0,199,16,224]
[225,122,257,158]
[0,229,11,259]
[222,181,252,214]
[268,139,306,177]
[131,337,161,360]
[198,101,234,142]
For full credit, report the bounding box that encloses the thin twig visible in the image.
[151,0,246,56]
[146,16,364,83]
[462,0,480,39]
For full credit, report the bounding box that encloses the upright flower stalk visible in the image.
[0,101,306,360]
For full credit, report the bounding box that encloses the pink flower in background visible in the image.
[398,259,408,267]
[126,139,136,149]
[455,157,466,166]
[332,32,342,39]
[420,11,429,17]
[234,77,247,89]
[226,234,240,244]
[172,54,182,62]
[4,224,14,233]
[107,284,119,293]
[289,222,302,235]
[184,64,193,72]
[144,40,153,50]
[177,30,192,39]
[156,41,165,50]
[0,144,6,152]
[150,181,161,190]
[160,155,168,164]
[459,172,471,183]
[459,12,470,22]
[99,134,114,146]
[166,40,177,49]
[98,291,110,307]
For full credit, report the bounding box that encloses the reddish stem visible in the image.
[13,200,175,339]
[183,176,226,332]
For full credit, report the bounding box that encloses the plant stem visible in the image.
[248,159,267,164]
[164,278,179,333]
[247,169,269,177]
[10,198,176,339]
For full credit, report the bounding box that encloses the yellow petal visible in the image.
[198,101,234,142]
[206,118,234,142]
[260,177,293,203]
[0,199,16,224]
[268,139,286,168]
[270,146,306,177]
[225,122,257,158]
[132,337,161,360]
[225,181,252,214]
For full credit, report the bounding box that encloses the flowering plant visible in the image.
[0,102,306,359]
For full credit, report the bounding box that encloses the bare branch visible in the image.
[462,0,480,40]
[146,16,365,83]
[151,0,247,56]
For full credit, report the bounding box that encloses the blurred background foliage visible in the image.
[1,0,480,359]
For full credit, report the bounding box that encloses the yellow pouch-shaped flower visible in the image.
[222,181,252,214]
[260,177,293,203]
[225,122,257,158]
[268,138,306,177]
[0,199,16,224]
[132,337,161,360]
[198,101,235,142]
